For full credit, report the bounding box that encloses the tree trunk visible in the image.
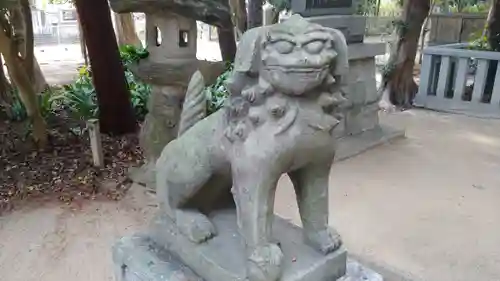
[481,0,500,100]
[230,0,247,38]
[74,0,137,134]
[113,12,142,47]
[19,0,33,80]
[0,22,47,147]
[11,0,48,93]
[487,0,500,52]
[217,25,237,62]
[77,15,89,66]
[382,0,430,108]
[418,0,437,64]
[248,0,263,28]
[0,55,13,106]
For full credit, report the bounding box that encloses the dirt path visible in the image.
[1,109,499,281]
[0,187,156,281]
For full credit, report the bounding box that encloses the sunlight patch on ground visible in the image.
[462,132,500,148]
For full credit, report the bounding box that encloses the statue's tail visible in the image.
[178,70,206,136]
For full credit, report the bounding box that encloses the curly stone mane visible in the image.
[223,69,347,143]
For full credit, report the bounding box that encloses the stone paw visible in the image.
[305,227,342,255]
[174,210,216,244]
[247,243,284,281]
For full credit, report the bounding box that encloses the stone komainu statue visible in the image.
[155,15,349,281]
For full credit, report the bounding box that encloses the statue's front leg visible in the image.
[289,161,342,255]
[155,158,216,244]
[232,161,284,281]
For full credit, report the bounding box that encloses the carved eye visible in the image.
[304,40,325,54]
[273,40,295,54]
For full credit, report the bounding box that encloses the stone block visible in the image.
[347,43,386,60]
[113,235,203,281]
[113,235,385,281]
[345,81,368,106]
[340,43,385,136]
[336,124,405,161]
[149,210,347,281]
[344,107,380,136]
[291,0,357,16]
[305,15,366,43]
[359,103,380,132]
[139,86,183,162]
[340,260,384,281]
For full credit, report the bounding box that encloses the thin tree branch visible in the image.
[19,0,33,81]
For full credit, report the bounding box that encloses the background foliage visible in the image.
[205,64,232,115]
[49,44,151,123]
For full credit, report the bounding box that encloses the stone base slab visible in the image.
[113,234,383,281]
[149,210,347,281]
[336,124,405,162]
[341,260,384,281]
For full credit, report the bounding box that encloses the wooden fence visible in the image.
[427,13,487,46]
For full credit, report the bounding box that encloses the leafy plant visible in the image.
[120,45,151,121]
[119,44,149,66]
[38,90,53,118]
[267,0,290,12]
[0,88,56,122]
[449,1,490,13]
[205,64,233,115]
[1,89,27,122]
[56,45,151,122]
[52,68,98,121]
[124,69,151,121]
[468,30,491,51]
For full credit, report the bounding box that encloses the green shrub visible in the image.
[56,45,151,122]
[125,69,151,121]
[52,69,98,121]
[38,89,56,118]
[1,88,55,122]
[451,2,490,13]
[467,30,491,51]
[1,89,27,121]
[119,44,149,66]
[204,64,233,115]
[267,0,290,12]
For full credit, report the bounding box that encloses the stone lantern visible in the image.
[109,0,231,184]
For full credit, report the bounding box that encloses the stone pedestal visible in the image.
[343,42,386,136]
[150,211,347,281]
[300,12,405,157]
[333,42,405,154]
[306,15,367,44]
[113,211,383,281]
